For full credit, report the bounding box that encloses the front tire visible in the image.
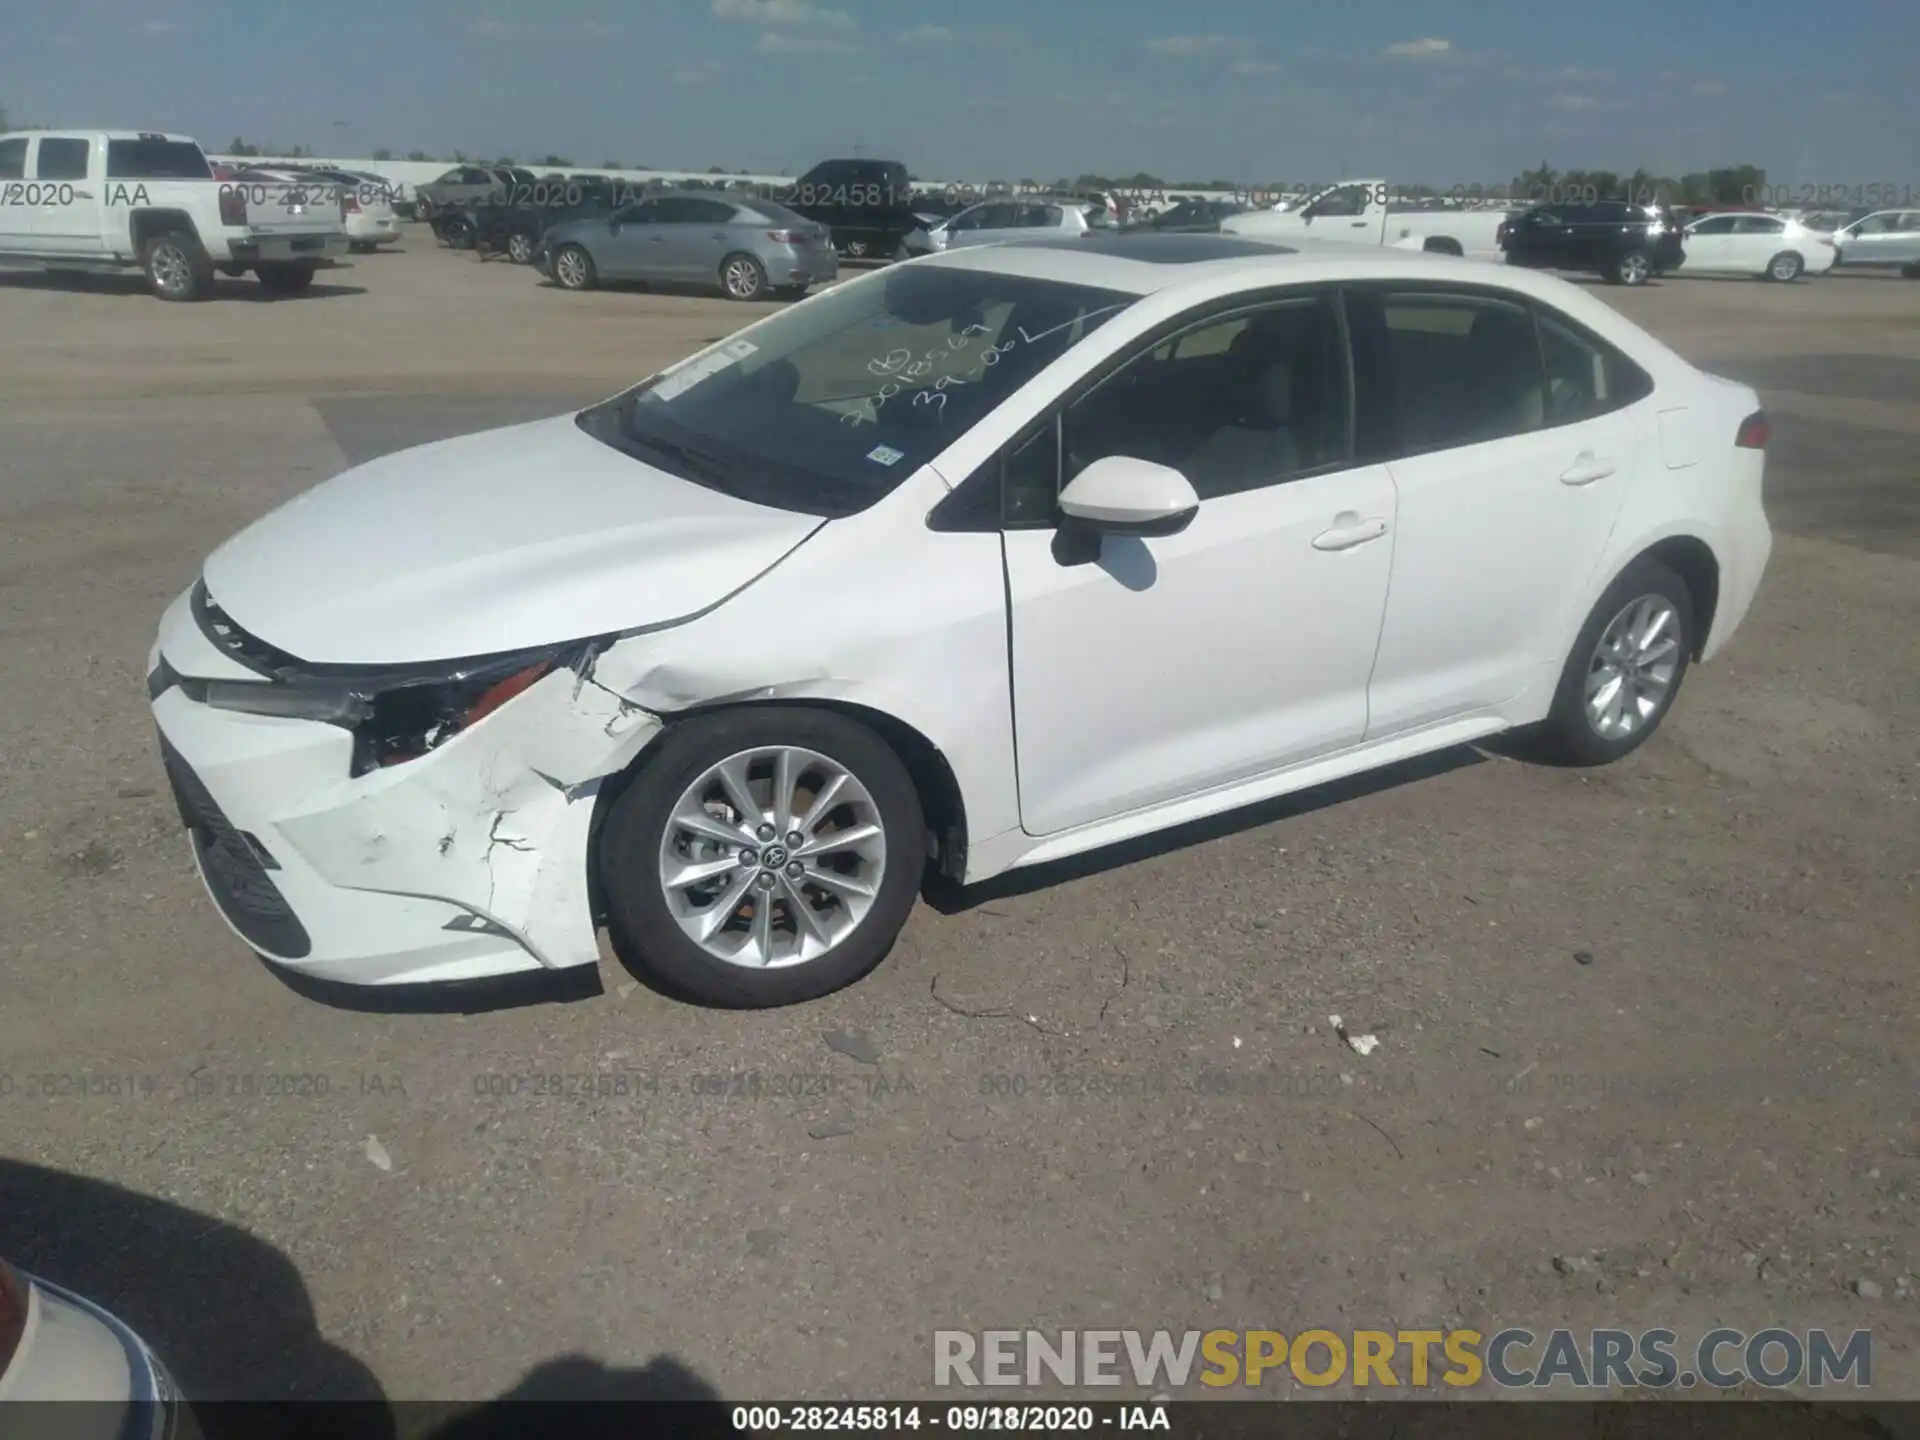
[552,243,597,290]
[1764,251,1804,282]
[598,707,925,1007]
[720,251,768,301]
[506,230,536,264]
[142,230,214,301]
[1535,559,1695,766]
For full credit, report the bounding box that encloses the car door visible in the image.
[670,196,741,282]
[1730,214,1790,270]
[948,202,1015,248]
[1353,286,1651,737]
[591,196,664,276]
[25,135,101,254]
[1836,211,1898,266]
[0,136,29,248]
[1507,207,1570,267]
[1002,290,1399,836]
[1681,214,1740,273]
[1888,212,1920,265]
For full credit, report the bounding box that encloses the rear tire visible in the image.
[1606,249,1652,285]
[720,251,768,301]
[1764,251,1803,282]
[141,230,215,302]
[255,264,316,296]
[1532,558,1695,766]
[1423,237,1464,257]
[598,707,925,1007]
[552,243,597,290]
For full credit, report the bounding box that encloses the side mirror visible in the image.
[1058,455,1199,537]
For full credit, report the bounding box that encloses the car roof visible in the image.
[917,232,1633,301]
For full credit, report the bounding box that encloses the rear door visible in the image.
[27,134,102,254]
[1730,214,1788,271]
[1889,212,1920,265]
[670,196,743,281]
[1355,285,1651,736]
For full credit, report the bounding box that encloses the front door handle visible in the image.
[1560,454,1618,486]
[1350,220,1369,227]
[1312,515,1390,551]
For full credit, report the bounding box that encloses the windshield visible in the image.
[578,264,1134,517]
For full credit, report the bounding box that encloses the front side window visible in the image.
[1064,293,1352,502]
[35,138,93,181]
[1307,184,1369,218]
[1378,292,1543,452]
[1689,216,1738,235]
[578,265,1134,517]
[1733,216,1784,235]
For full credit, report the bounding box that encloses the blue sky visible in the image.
[3,0,1915,184]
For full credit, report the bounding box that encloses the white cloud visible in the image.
[900,23,954,43]
[1692,79,1726,95]
[139,18,180,33]
[757,29,855,53]
[713,0,854,31]
[1384,37,1451,58]
[1144,34,1231,56]
[1232,58,1282,75]
[1547,92,1602,111]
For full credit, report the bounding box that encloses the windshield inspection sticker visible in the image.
[648,339,760,403]
[866,445,906,467]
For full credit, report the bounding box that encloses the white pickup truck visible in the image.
[0,130,348,299]
[1222,180,1515,260]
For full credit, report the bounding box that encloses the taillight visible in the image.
[219,186,247,226]
[0,1259,29,1371]
[767,229,803,243]
[1735,410,1770,450]
[343,192,361,213]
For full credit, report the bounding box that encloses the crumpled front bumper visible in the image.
[148,590,663,987]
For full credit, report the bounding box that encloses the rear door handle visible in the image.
[1312,515,1390,551]
[1559,455,1618,486]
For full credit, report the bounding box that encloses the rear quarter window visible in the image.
[0,137,25,179]
[105,139,210,179]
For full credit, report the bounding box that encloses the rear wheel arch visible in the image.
[127,208,199,251]
[1422,236,1464,256]
[1626,536,1720,658]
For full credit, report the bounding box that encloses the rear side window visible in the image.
[36,138,94,181]
[0,137,25,179]
[104,139,209,179]
[1535,308,1654,425]
[1733,216,1784,235]
[1375,292,1544,453]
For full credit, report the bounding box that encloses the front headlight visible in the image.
[187,643,591,776]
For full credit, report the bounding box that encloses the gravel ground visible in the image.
[0,241,1914,1414]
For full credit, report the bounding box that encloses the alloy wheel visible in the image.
[655,746,888,969]
[508,232,534,263]
[555,248,588,288]
[150,242,191,298]
[723,256,762,299]
[1619,252,1650,284]
[1585,595,1682,740]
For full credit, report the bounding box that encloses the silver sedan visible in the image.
[538,190,839,300]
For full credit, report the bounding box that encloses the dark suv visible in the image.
[1498,200,1686,285]
[781,158,918,259]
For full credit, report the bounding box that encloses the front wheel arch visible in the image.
[586,698,970,930]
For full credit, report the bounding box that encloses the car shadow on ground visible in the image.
[924,743,1487,914]
[529,275,805,303]
[0,268,368,301]
[1,1160,729,1438]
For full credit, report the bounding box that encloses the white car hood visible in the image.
[201,414,825,664]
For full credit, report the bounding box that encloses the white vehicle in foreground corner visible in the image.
[0,1256,191,1436]
[1680,212,1835,280]
[1222,181,1512,259]
[0,130,347,299]
[148,232,1772,1008]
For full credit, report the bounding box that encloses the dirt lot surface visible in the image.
[0,240,1915,1416]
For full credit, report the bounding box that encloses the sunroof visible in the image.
[1009,233,1298,263]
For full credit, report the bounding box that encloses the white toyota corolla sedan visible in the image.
[149,234,1772,1008]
